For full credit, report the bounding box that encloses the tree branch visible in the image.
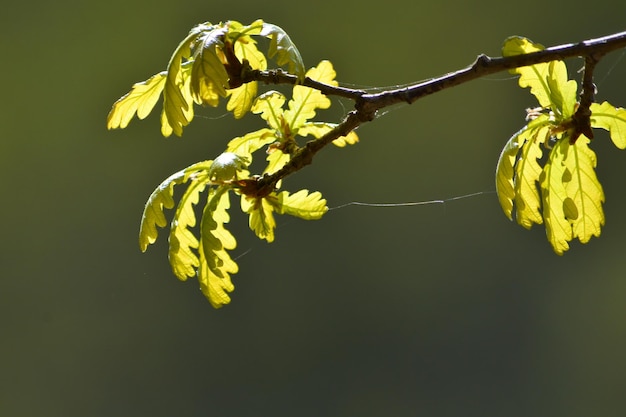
[241,30,626,196]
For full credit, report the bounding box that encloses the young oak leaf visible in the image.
[241,195,277,243]
[514,126,549,229]
[273,189,328,220]
[298,122,359,147]
[540,135,605,254]
[503,37,577,118]
[540,140,573,254]
[199,187,238,308]
[138,160,214,252]
[284,60,335,132]
[561,135,605,245]
[139,171,186,252]
[107,71,167,130]
[260,22,305,80]
[590,101,626,149]
[226,38,267,118]
[168,174,211,280]
[190,26,230,107]
[495,115,550,223]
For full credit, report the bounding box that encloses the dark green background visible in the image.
[2,1,625,416]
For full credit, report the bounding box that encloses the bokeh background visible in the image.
[2,1,625,416]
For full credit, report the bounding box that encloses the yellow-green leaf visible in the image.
[241,196,277,242]
[264,149,291,176]
[190,27,229,107]
[251,91,286,131]
[298,122,359,147]
[168,175,209,280]
[541,140,573,255]
[561,135,605,244]
[590,101,626,149]
[139,160,214,252]
[503,37,551,108]
[226,128,276,159]
[161,63,195,137]
[139,171,187,252]
[199,187,238,308]
[495,115,549,222]
[284,61,335,131]
[514,124,549,228]
[225,19,264,41]
[545,61,578,119]
[260,22,305,79]
[503,37,578,119]
[107,71,167,130]
[226,37,268,118]
[274,189,328,220]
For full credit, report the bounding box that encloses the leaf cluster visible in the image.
[107,19,305,137]
[109,21,358,307]
[496,37,626,254]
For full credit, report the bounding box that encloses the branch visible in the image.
[241,30,626,196]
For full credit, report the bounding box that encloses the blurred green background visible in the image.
[2,0,626,416]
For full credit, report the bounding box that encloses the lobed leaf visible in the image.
[561,135,605,245]
[139,171,186,252]
[541,140,573,254]
[284,61,335,131]
[590,101,626,149]
[190,26,229,107]
[107,71,167,130]
[199,187,238,308]
[298,122,359,147]
[503,37,552,108]
[241,196,277,242]
[260,22,305,79]
[503,37,577,118]
[495,115,549,222]
[251,91,286,131]
[168,174,211,281]
[139,160,214,252]
[540,135,605,254]
[226,37,268,118]
[226,128,276,160]
[273,189,328,220]
[161,63,195,137]
[513,124,549,228]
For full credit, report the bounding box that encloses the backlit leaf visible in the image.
[107,71,167,130]
[274,189,328,220]
[251,91,286,131]
[226,38,267,118]
[545,61,578,119]
[513,124,549,228]
[139,171,186,252]
[190,26,229,107]
[264,150,291,176]
[161,63,195,137]
[168,175,210,280]
[260,22,305,79]
[298,122,359,147]
[590,101,626,149]
[226,128,276,159]
[541,139,573,255]
[561,135,605,244]
[503,37,552,108]
[503,37,578,120]
[199,187,238,308]
[241,196,277,243]
[284,61,334,131]
[495,115,549,222]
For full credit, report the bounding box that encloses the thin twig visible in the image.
[242,30,626,196]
